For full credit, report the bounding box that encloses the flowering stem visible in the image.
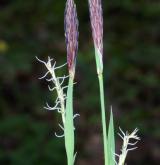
[64,76,75,165]
[98,73,108,165]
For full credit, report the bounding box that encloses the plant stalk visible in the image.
[98,73,108,165]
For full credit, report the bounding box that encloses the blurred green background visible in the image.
[0,0,160,164]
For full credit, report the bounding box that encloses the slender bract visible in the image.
[64,0,79,164]
[65,77,75,165]
[108,109,115,165]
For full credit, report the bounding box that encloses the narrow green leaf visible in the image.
[64,77,75,165]
[108,108,115,165]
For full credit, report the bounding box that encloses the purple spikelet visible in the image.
[88,0,103,56]
[64,0,79,76]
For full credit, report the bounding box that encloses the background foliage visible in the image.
[0,0,160,164]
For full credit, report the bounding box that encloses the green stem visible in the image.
[64,77,75,165]
[98,73,108,165]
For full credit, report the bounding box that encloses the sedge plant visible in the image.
[64,0,79,164]
[88,0,114,164]
[37,0,140,165]
[88,0,140,165]
[37,0,79,165]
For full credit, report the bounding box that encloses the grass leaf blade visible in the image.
[64,77,75,165]
[108,108,115,165]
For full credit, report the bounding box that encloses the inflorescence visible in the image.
[36,56,79,138]
[115,128,140,165]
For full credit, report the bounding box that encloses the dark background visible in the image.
[0,0,160,164]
